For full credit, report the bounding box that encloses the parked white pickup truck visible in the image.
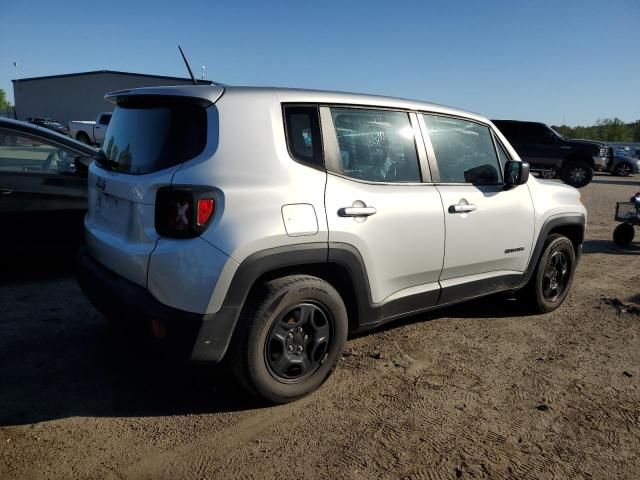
[68,112,112,145]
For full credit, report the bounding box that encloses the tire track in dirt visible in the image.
[107,403,305,480]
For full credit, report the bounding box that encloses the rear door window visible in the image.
[99,97,207,175]
[493,121,520,142]
[329,107,421,183]
[423,114,502,185]
[98,114,111,125]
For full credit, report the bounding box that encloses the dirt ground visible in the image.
[1,175,639,480]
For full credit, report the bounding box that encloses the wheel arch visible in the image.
[518,214,585,289]
[223,242,368,334]
[564,151,595,168]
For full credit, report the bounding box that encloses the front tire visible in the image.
[613,162,633,177]
[561,160,593,188]
[521,234,576,313]
[230,275,348,404]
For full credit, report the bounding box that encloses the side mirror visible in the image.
[504,161,530,187]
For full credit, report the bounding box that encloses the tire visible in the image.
[560,160,593,188]
[76,132,91,145]
[613,223,635,247]
[613,162,633,177]
[230,275,348,404]
[520,234,576,313]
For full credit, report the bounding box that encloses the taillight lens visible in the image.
[197,199,215,226]
[155,186,216,238]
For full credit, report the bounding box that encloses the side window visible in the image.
[520,123,553,144]
[283,106,323,168]
[494,137,511,166]
[99,114,112,126]
[329,108,421,183]
[0,130,76,174]
[423,114,502,185]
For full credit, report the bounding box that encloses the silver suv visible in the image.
[77,85,586,403]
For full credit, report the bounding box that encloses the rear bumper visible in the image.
[76,246,239,363]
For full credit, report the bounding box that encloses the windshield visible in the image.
[99,97,208,175]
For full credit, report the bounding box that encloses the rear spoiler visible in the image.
[104,85,224,106]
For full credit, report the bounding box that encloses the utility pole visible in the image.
[201,65,206,80]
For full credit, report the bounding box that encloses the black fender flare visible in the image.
[516,214,585,289]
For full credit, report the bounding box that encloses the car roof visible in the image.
[105,85,490,124]
[492,119,545,126]
[0,117,97,154]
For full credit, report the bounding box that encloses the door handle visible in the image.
[448,203,477,214]
[338,206,377,217]
[0,188,12,195]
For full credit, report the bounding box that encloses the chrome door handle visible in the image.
[338,206,377,217]
[449,203,477,214]
[0,187,12,195]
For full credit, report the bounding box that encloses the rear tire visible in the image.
[560,160,593,188]
[76,132,91,145]
[230,275,348,404]
[613,223,635,247]
[520,234,576,313]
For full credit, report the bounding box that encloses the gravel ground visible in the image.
[1,175,639,480]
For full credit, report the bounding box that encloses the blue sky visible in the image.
[1,0,638,126]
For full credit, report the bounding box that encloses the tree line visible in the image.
[552,118,640,143]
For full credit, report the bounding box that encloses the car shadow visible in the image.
[0,262,264,427]
[0,318,262,427]
[582,239,640,256]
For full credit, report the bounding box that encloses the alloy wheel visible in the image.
[542,251,569,301]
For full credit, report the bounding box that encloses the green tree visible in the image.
[593,118,631,142]
[0,89,11,110]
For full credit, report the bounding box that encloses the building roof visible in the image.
[12,70,212,84]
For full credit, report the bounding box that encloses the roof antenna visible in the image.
[178,45,197,85]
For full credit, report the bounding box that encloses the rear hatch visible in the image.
[84,86,223,287]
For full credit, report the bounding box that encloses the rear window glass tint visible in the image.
[100,97,207,175]
[330,108,421,183]
[284,106,323,167]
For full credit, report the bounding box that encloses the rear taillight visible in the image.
[197,199,215,226]
[155,186,216,238]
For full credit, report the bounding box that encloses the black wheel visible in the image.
[560,161,593,188]
[230,275,348,403]
[613,162,633,177]
[76,132,91,145]
[521,234,576,313]
[613,223,635,247]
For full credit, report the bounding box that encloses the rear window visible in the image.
[99,97,207,175]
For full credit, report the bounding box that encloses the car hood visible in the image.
[567,138,608,148]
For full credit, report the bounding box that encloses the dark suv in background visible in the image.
[492,120,612,187]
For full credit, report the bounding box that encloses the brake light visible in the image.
[197,199,215,226]
[155,186,216,238]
